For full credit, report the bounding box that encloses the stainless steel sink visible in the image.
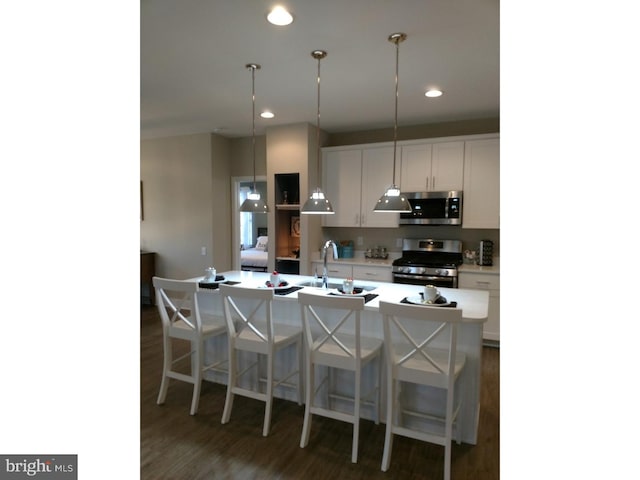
[295,280,377,292]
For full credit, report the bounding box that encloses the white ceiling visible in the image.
[141,0,499,139]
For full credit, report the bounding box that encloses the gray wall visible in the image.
[140,132,233,279]
[321,226,500,257]
[328,118,500,146]
[140,118,499,282]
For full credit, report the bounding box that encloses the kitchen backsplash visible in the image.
[321,226,499,257]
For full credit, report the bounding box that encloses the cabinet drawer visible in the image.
[458,272,500,290]
[312,262,352,278]
[352,265,392,282]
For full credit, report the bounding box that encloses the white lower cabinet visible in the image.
[459,271,500,344]
[311,262,392,282]
[352,265,393,283]
[311,262,352,278]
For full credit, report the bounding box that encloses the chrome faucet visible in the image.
[322,240,338,288]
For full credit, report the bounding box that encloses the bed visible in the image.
[241,228,268,272]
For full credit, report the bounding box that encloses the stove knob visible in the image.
[441,270,448,276]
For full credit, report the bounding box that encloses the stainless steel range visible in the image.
[392,239,463,287]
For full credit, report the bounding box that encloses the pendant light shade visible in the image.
[374,33,411,213]
[240,63,269,213]
[301,50,334,215]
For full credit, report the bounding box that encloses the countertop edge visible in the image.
[458,263,500,274]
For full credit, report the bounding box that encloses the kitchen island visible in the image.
[193,270,488,445]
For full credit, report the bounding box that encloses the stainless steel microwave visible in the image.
[399,191,462,225]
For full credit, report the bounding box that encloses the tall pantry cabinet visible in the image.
[461,137,500,229]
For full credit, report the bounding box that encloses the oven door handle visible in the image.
[393,273,454,282]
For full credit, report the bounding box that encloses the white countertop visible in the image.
[194,270,489,323]
[459,261,500,275]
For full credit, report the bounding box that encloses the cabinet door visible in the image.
[462,138,500,229]
[431,141,464,191]
[312,261,352,278]
[486,291,500,342]
[400,144,432,192]
[361,147,399,227]
[323,149,362,227]
[459,272,500,342]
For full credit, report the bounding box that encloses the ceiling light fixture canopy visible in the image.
[374,32,412,213]
[240,63,269,213]
[301,50,334,215]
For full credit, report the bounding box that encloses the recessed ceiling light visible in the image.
[267,6,293,26]
[260,111,274,119]
[425,89,443,98]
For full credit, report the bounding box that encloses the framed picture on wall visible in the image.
[291,216,300,237]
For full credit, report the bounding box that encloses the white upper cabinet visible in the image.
[322,149,362,227]
[462,138,500,229]
[361,147,399,227]
[322,146,398,228]
[399,141,464,192]
[322,134,498,230]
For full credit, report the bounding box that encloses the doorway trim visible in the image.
[231,175,268,271]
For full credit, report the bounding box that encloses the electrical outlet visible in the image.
[357,236,363,246]
[396,238,402,248]
[201,247,207,256]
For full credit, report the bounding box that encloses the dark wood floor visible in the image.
[140,305,499,479]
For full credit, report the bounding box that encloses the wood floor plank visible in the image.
[140,305,499,479]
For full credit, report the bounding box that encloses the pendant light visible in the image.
[301,50,334,215]
[373,33,411,213]
[240,63,269,213]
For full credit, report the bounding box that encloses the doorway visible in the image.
[231,176,267,271]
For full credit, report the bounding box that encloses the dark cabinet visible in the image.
[275,173,300,274]
[141,251,156,306]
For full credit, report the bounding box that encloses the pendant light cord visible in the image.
[389,33,406,186]
[240,63,268,213]
[316,54,321,186]
[251,64,257,192]
[393,38,399,184]
[311,51,327,189]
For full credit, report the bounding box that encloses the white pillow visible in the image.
[255,236,268,251]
